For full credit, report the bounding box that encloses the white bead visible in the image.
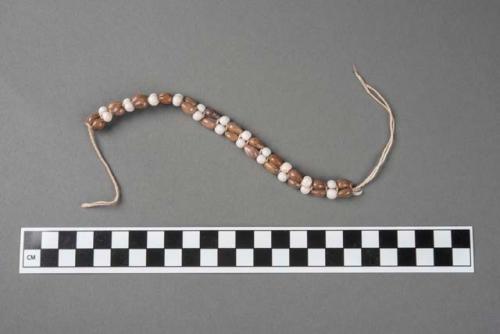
[197,104,206,112]
[240,130,252,141]
[172,93,184,107]
[147,93,159,106]
[277,172,288,182]
[123,98,135,112]
[100,111,113,122]
[326,188,338,199]
[218,115,230,126]
[98,106,108,117]
[260,147,271,157]
[214,124,226,135]
[235,138,246,148]
[327,179,337,189]
[301,176,313,187]
[300,186,311,195]
[256,155,267,164]
[192,111,204,121]
[280,162,292,173]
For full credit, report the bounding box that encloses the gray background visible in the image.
[1,0,499,333]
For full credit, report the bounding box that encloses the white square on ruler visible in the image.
[94,249,111,267]
[272,249,289,266]
[362,231,379,248]
[254,231,271,248]
[308,249,325,266]
[76,231,93,249]
[344,249,361,266]
[453,249,470,266]
[397,231,415,248]
[24,249,40,267]
[218,231,235,248]
[290,231,307,248]
[58,249,75,267]
[129,249,146,266]
[236,249,254,266]
[434,231,452,248]
[41,232,58,249]
[380,249,398,266]
[183,231,200,248]
[416,249,434,266]
[325,231,343,248]
[200,249,218,266]
[112,231,129,248]
[147,231,164,248]
[164,249,182,266]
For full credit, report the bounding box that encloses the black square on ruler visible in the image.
[434,248,453,266]
[218,249,236,266]
[111,249,129,267]
[200,231,218,248]
[397,248,416,266]
[236,231,254,248]
[165,231,182,248]
[40,249,58,267]
[94,231,111,249]
[326,249,344,266]
[24,231,41,249]
[379,230,398,248]
[75,249,93,267]
[343,231,361,248]
[415,230,434,248]
[452,230,470,248]
[307,231,325,248]
[254,249,272,266]
[146,249,164,267]
[182,249,200,266]
[362,248,380,266]
[129,231,147,249]
[58,231,76,249]
[271,231,289,248]
[289,249,308,266]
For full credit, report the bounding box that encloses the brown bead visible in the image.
[131,94,148,109]
[337,188,353,199]
[91,118,106,130]
[336,179,353,190]
[108,101,124,116]
[287,169,303,183]
[204,108,221,119]
[310,189,327,198]
[287,178,301,189]
[225,131,239,142]
[227,122,243,135]
[267,154,283,168]
[87,112,100,125]
[158,92,172,105]
[263,162,279,175]
[184,96,197,105]
[312,179,327,191]
[201,117,217,130]
[181,101,197,115]
[243,145,259,159]
[248,137,264,150]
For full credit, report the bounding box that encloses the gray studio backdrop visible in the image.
[1,1,499,333]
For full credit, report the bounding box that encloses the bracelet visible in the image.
[82,66,395,208]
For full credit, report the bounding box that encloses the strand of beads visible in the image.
[85,92,355,199]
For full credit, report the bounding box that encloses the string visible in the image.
[351,65,395,195]
[81,123,120,208]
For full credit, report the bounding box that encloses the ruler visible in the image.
[19,226,473,273]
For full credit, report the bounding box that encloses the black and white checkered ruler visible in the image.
[19,227,473,273]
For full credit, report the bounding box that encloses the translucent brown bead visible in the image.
[248,137,264,150]
[91,118,106,130]
[336,179,353,190]
[337,188,353,198]
[158,92,172,105]
[87,112,100,125]
[244,145,259,159]
[267,154,283,168]
[184,96,197,105]
[310,189,327,197]
[225,131,239,142]
[132,94,148,109]
[312,179,327,190]
[336,179,354,198]
[181,101,197,115]
[287,178,301,189]
[287,169,303,183]
[227,122,243,135]
[204,108,221,119]
[108,101,125,116]
[201,117,217,130]
[263,162,279,175]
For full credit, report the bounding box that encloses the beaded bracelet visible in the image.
[82,67,395,208]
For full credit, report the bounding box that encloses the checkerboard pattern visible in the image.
[20,227,473,273]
